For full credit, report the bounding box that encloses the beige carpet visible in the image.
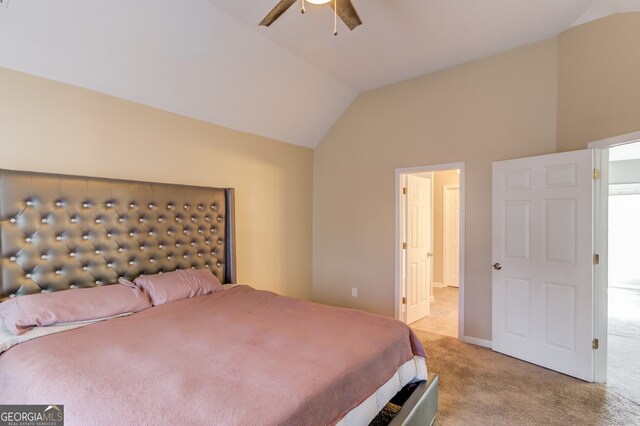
[415,330,640,426]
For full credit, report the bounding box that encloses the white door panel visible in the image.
[492,149,594,381]
[406,174,433,324]
[444,185,460,287]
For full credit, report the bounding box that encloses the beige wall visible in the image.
[557,12,640,151]
[0,67,313,300]
[433,170,460,285]
[313,40,558,339]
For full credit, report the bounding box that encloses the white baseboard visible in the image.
[432,282,445,288]
[463,336,492,349]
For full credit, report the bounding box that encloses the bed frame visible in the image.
[390,374,439,426]
[0,168,437,425]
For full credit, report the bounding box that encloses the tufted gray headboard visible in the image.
[0,169,236,301]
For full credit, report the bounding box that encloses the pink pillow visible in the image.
[133,269,223,306]
[0,284,151,335]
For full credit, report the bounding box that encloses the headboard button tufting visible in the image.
[0,169,236,299]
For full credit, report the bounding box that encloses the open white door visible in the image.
[444,185,460,288]
[492,149,595,381]
[406,174,433,324]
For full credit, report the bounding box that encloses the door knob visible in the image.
[493,263,502,270]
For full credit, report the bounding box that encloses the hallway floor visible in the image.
[608,286,640,404]
[410,286,458,337]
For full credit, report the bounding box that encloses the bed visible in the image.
[0,168,438,425]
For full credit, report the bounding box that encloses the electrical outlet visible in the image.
[351,288,358,297]
[0,0,9,9]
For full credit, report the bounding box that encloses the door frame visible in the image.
[443,184,460,288]
[589,130,640,383]
[395,162,466,340]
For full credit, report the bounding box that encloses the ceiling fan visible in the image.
[260,0,362,35]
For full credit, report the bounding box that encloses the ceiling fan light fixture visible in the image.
[260,0,362,33]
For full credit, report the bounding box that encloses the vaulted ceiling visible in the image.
[1,0,638,148]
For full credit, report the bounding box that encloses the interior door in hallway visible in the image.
[444,185,460,288]
[406,173,433,324]
[492,149,594,381]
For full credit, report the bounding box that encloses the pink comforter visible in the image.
[0,286,425,426]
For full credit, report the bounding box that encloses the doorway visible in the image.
[590,130,640,385]
[395,163,465,340]
[605,141,640,398]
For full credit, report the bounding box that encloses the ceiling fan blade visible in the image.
[259,0,298,27]
[330,0,362,31]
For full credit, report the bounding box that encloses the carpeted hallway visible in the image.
[414,330,640,425]
[607,287,640,404]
